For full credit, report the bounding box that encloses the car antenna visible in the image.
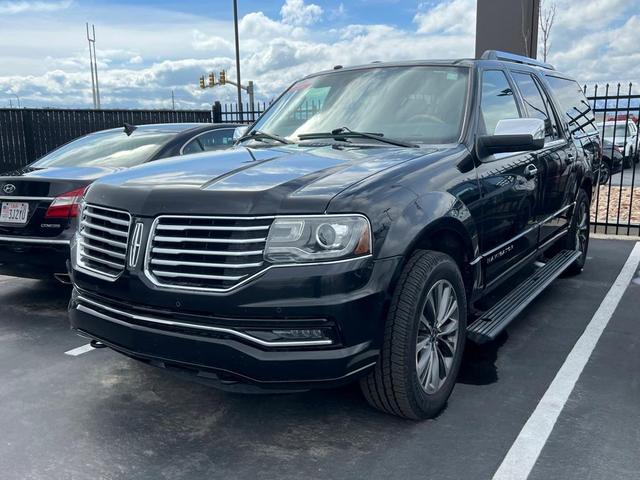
[123,123,137,136]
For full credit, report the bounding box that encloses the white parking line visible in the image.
[493,241,640,480]
[64,343,95,357]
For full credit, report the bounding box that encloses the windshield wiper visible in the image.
[236,129,293,145]
[298,127,419,148]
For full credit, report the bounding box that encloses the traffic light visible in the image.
[219,70,226,85]
[199,76,205,89]
[208,72,215,87]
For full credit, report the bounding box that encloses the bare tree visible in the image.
[539,0,557,62]
[522,0,531,57]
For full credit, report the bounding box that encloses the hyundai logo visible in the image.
[2,184,16,195]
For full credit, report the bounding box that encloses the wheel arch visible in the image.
[378,199,478,295]
[406,218,477,295]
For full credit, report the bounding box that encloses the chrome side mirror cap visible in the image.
[477,118,545,158]
[494,118,545,140]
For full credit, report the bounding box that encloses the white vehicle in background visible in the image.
[597,120,639,166]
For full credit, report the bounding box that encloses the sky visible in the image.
[0,0,638,109]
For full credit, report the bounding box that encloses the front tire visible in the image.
[564,189,590,276]
[598,161,611,185]
[360,250,467,420]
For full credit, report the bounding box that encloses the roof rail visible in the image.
[481,50,555,70]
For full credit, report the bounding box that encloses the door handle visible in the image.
[524,164,538,178]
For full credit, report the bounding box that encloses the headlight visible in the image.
[264,215,371,263]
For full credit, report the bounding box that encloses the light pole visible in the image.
[86,23,101,109]
[233,0,243,121]
[13,94,21,108]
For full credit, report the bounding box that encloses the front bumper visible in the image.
[0,236,70,279]
[69,256,401,389]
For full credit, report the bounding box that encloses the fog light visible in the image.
[243,327,335,345]
[271,328,325,340]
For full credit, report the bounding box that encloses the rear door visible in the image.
[474,69,541,287]
[510,70,575,246]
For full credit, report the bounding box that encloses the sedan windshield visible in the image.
[251,66,470,145]
[31,130,176,169]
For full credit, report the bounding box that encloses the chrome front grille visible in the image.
[77,204,132,279]
[145,215,274,292]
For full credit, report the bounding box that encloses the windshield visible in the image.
[601,124,629,140]
[252,66,470,145]
[31,130,177,169]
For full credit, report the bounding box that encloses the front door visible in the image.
[474,69,541,287]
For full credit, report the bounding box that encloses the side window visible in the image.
[479,70,521,135]
[197,129,236,151]
[181,129,235,155]
[181,138,204,155]
[545,76,597,137]
[512,72,559,141]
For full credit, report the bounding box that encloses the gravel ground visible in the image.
[592,185,640,226]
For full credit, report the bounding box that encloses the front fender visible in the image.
[376,191,480,260]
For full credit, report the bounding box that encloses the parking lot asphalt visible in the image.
[0,238,638,480]
[610,166,638,187]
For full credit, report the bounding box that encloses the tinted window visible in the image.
[512,72,559,140]
[183,129,235,153]
[546,76,597,136]
[252,66,470,144]
[31,130,176,168]
[479,70,520,135]
[181,139,203,154]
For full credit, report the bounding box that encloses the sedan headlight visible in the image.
[264,215,372,263]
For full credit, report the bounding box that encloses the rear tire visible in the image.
[564,189,590,276]
[360,250,467,420]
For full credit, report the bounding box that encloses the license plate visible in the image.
[0,202,29,224]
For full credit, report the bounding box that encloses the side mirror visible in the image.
[477,118,545,158]
[233,125,249,141]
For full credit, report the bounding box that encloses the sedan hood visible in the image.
[88,145,436,216]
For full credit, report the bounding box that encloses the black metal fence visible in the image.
[585,84,640,236]
[212,101,268,124]
[1,88,639,236]
[0,108,212,171]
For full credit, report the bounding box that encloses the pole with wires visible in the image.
[86,23,97,109]
[92,24,101,109]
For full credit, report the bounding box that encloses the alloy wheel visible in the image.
[416,279,459,394]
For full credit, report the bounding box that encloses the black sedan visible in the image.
[597,138,625,185]
[0,122,241,282]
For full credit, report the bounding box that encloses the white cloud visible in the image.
[0,0,71,14]
[280,0,323,26]
[0,0,638,108]
[414,0,476,35]
[192,30,233,53]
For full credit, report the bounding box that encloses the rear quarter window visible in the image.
[546,76,597,137]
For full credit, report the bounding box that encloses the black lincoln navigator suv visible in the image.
[68,51,599,419]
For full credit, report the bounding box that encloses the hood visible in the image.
[87,144,437,216]
[602,136,623,144]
